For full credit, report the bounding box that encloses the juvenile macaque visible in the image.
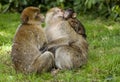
[11,7,54,74]
[63,8,87,38]
[45,7,88,70]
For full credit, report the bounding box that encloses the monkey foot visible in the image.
[51,68,60,76]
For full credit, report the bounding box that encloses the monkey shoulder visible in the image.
[14,24,45,43]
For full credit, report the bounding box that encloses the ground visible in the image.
[0,13,120,82]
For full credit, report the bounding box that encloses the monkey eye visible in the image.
[57,10,60,12]
[55,9,62,13]
[56,9,62,12]
[34,12,37,16]
[37,12,40,14]
[35,12,40,16]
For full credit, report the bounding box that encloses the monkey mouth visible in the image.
[63,16,68,20]
[41,19,45,23]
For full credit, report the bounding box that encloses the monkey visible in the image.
[45,7,88,70]
[63,8,87,38]
[11,7,54,74]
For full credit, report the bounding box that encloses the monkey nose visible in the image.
[61,12,64,16]
[41,18,45,23]
[62,10,65,13]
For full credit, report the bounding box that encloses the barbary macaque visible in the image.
[45,7,88,70]
[63,8,87,38]
[11,7,54,74]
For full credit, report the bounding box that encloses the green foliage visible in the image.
[0,13,20,46]
[0,0,120,21]
[0,13,120,81]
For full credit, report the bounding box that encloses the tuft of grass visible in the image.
[0,13,120,82]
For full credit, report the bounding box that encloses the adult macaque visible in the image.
[45,7,88,69]
[63,8,87,38]
[11,7,54,74]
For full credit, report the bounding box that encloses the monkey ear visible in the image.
[72,13,77,18]
[21,15,29,24]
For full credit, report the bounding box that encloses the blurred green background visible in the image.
[0,0,120,21]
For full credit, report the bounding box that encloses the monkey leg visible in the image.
[55,46,73,69]
[37,51,55,73]
[28,51,54,73]
[55,46,87,70]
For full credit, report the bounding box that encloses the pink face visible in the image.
[45,7,64,24]
[63,11,70,18]
[53,8,64,18]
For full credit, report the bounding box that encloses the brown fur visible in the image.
[45,7,88,69]
[11,7,54,74]
[64,9,87,38]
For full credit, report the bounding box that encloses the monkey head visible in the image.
[63,8,77,20]
[45,7,64,25]
[21,6,44,25]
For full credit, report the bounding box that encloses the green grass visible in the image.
[0,13,120,82]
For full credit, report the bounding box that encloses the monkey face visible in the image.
[21,7,44,24]
[52,7,64,18]
[34,12,45,23]
[45,7,64,24]
[63,11,72,19]
[63,9,77,20]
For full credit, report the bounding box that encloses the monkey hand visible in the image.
[39,45,48,53]
[48,47,56,54]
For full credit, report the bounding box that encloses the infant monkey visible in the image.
[63,8,87,38]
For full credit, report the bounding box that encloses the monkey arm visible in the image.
[39,42,48,53]
[47,37,69,49]
[39,37,69,53]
